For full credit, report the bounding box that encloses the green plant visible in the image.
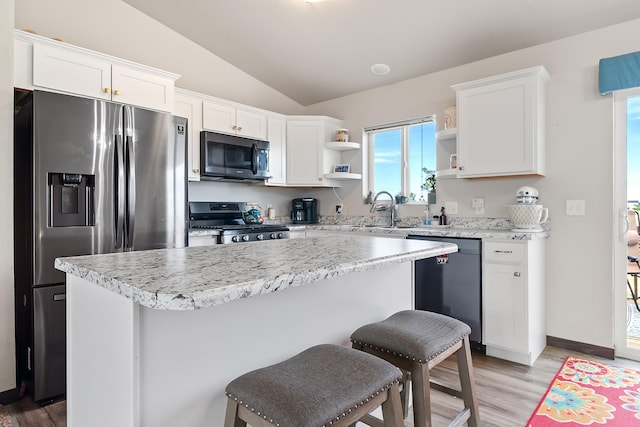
[421,168,436,192]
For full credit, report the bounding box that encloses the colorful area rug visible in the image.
[527,356,640,426]
[0,405,14,427]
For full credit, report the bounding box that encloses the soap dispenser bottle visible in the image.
[439,206,447,225]
[423,206,430,225]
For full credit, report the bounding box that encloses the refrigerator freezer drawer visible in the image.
[33,284,66,402]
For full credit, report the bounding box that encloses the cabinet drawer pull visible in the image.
[514,272,521,277]
[494,250,513,254]
[104,87,111,94]
[114,89,121,96]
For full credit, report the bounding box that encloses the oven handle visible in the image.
[252,143,258,175]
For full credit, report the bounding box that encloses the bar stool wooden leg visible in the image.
[224,399,246,427]
[411,362,431,427]
[380,382,404,427]
[457,336,480,427]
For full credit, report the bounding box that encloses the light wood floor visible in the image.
[6,345,640,427]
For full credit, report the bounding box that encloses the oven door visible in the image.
[200,131,269,181]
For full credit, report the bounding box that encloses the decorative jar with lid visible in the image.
[335,129,349,142]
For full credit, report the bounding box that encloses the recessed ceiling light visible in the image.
[371,63,391,75]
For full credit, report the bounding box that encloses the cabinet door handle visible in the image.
[104,87,111,94]
[494,250,513,254]
[514,272,521,277]
[237,126,242,132]
[232,125,238,130]
[193,168,200,173]
[459,165,464,171]
[114,89,121,96]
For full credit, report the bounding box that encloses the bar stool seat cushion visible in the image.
[350,310,471,364]
[225,344,402,427]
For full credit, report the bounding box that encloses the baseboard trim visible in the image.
[0,387,19,405]
[547,336,615,359]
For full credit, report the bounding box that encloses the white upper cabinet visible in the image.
[202,100,268,140]
[453,66,549,178]
[174,89,204,181]
[286,117,342,187]
[265,114,287,186]
[15,30,179,113]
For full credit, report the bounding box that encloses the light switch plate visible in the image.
[445,201,458,215]
[566,200,585,216]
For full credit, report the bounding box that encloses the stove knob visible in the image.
[270,233,276,239]
[232,236,239,242]
[277,232,284,239]
[256,234,264,240]
[242,235,250,242]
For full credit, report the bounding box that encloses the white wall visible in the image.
[305,20,640,348]
[1,0,16,393]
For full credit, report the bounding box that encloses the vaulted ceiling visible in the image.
[124,0,640,106]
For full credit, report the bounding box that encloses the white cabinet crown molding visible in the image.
[15,29,180,80]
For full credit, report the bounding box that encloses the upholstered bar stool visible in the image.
[351,310,480,427]
[223,344,404,427]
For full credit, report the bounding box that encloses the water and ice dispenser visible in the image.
[48,173,95,227]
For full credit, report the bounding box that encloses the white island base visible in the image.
[67,262,413,427]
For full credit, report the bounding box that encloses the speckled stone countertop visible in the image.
[301,224,548,240]
[55,235,456,311]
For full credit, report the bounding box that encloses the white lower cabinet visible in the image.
[482,239,545,365]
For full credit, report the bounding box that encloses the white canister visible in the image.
[267,207,276,220]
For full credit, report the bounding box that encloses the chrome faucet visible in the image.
[369,191,397,226]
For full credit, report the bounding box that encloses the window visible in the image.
[366,117,436,202]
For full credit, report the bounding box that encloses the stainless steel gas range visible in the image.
[189,202,289,244]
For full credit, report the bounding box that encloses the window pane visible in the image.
[372,129,402,195]
[408,122,436,202]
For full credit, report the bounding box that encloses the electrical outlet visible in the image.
[445,201,458,215]
[472,198,485,215]
[566,200,585,216]
[336,204,343,215]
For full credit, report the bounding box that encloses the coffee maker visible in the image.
[291,198,318,224]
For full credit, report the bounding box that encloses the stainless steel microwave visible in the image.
[200,131,269,181]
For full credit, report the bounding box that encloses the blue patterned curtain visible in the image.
[599,51,640,95]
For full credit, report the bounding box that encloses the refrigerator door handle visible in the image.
[52,293,66,301]
[115,134,125,249]
[125,134,136,251]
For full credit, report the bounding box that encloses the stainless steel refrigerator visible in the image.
[14,90,188,402]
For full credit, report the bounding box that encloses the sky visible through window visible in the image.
[372,122,436,201]
[628,97,640,206]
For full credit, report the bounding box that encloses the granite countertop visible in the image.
[55,235,456,311]
[302,224,548,240]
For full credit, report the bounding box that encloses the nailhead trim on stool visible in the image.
[224,344,404,427]
[350,310,480,427]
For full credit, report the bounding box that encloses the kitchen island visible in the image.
[55,234,456,427]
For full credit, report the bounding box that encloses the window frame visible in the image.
[365,115,436,203]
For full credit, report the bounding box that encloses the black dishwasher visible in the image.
[407,235,484,352]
